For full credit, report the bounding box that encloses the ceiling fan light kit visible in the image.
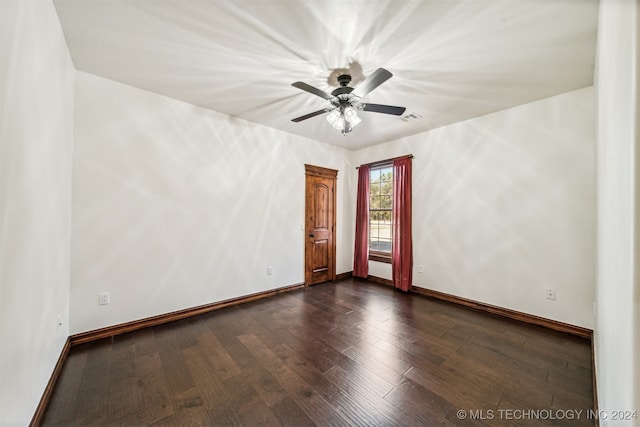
[291,68,406,135]
[326,107,361,134]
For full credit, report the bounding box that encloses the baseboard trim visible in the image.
[411,285,592,339]
[30,338,71,427]
[70,282,305,346]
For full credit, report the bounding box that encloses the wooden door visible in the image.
[304,165,337,286]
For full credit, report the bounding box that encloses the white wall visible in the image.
[353,87,596,329]
[0,1,75,425]
[594,0,639,423]
[71,72,353,334]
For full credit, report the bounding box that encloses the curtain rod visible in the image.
[356,154,413,169]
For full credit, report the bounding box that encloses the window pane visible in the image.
[378,238,391,253]
[369,164,393,255]
[380,195,392,209]
[370,195,381,210]
[369,221,379,236]
[370,168,381,183]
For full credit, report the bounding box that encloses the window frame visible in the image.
[368,162,393,264]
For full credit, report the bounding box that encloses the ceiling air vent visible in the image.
[401,112,422,122]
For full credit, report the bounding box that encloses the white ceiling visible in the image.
[54,0,599,150]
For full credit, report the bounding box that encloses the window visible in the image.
[369,163,393,262]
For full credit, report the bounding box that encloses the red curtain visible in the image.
[353,165,370,278]
[392,157,413,291]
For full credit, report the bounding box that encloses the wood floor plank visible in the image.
[154,327,196,398]
[323,366,413,426]
[280,327,351,373]
[39,348,88,425]
[324,364,394,400]
[71,340,113,425]
[134,351,174,425]
[272,343,340,400]
[238,333,350,426]
[327,390,403,427]
[547,363,594,400]
[271,396,316,427]
[222,375,283,427]
[195,329,242,380]
[404,364,501,411]
[374,335,446,369]
[341,346,407,387]
[383,377,455,425]
[290,323,353,353]
[441,350,553,409]
[129,327,158,356]
[523,334,593,369]
[182,347,242,425]
[457,340,549,383]
[107,337,143,423]
[171,387,213,426]
[206,325,291,410]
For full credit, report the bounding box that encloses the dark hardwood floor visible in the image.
[42,279,594,426]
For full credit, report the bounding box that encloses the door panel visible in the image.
[305,165,337,286]
[314,185,329,229]
[312,239,328,273]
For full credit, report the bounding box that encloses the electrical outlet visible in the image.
[545,289,556,300]
[99,292,110,305]
[418,264,424,273]
[267,266,273,275]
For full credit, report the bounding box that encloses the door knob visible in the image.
[309,234,314,237]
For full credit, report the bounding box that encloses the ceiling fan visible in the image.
[291,68,406,135]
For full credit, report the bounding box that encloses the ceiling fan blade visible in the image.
[291,108,333,122]
[351,68,393,98]
[361,103,406,116]
[292,82,333,100]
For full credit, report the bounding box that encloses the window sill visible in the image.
[369,253,391,264]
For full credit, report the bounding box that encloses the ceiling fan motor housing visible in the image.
[337,74,352,87]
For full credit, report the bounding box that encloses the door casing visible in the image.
[304,164,337,286]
